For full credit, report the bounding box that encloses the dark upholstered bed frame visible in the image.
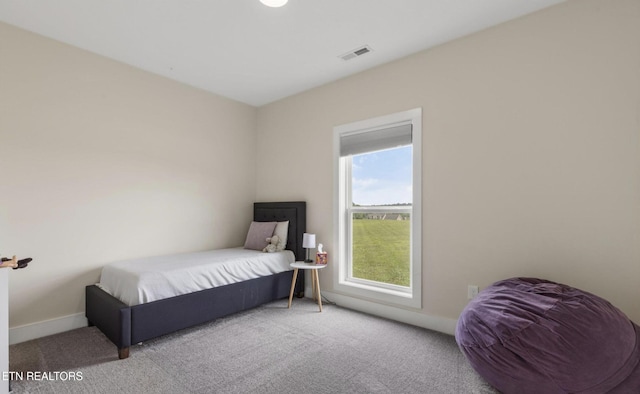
[85,201,306,359]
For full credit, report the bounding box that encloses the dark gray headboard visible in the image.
[253,201,306,261]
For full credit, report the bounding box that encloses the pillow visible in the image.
[243,221,277,251]
[273,221,289,249]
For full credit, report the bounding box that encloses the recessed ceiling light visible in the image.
[260,0,288,7]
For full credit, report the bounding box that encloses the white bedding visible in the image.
[98,248,295,306]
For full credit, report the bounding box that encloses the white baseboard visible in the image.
[9,313,87,345]
[9,290,457,345]
[318,290,458,336]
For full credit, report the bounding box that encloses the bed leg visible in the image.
[118,347,130,360]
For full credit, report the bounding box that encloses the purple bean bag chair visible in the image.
[455,278,640,393]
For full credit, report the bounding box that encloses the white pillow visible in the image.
[273,221,289,249]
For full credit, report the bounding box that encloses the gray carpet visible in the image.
[9,298,497,393]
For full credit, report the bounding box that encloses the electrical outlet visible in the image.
[468,285,479,300]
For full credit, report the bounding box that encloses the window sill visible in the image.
[335,278,421,309]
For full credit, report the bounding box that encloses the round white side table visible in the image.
[288,261,327,312]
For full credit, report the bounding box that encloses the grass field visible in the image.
[352,218,410,287]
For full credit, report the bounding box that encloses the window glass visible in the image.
[352,146,412,206]
[350,146,412,288]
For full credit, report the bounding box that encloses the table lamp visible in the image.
[302,233,316,263]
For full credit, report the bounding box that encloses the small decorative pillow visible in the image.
[243,221,277,251]
[273,221,289,250]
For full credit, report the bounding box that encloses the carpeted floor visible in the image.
[9,298,497,393]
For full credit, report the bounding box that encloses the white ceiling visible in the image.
[0,0,565,107]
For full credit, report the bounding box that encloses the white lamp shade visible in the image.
[302,233,316,248]
[260,0,288,7]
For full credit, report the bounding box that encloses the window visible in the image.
[334,108,422,308]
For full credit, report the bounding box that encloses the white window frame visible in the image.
[333,108,422,309]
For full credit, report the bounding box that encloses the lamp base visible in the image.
[304,248,314,264]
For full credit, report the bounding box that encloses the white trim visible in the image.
[334,109,420,136]
[6,296,456,352]
[322,290,457,336]
[333,107,422,309]
[9,313,88,345]
[1,270,9,394]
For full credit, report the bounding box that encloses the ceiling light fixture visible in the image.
[260,0,288,7]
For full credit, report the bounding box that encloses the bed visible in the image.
[85,201,306,359]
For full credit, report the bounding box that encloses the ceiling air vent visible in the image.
[339,45,373,61]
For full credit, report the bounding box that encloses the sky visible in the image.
[352,145,412,206]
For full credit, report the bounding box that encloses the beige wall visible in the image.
[1,0,639,334]
[0,22,258,327]
[256,0,640,324]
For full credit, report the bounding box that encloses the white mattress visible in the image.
[98,248,295,306]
